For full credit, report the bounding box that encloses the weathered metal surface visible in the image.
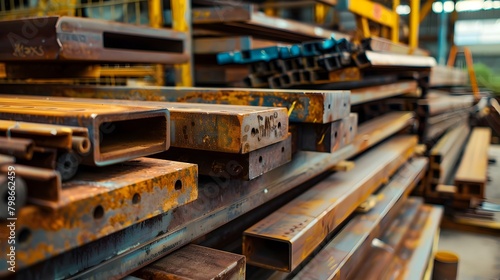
[16,145,357,279]
[353,112,415,154]
[292,158,428,280]
[0,85,350,124]
[0,62,5,78]
[454,127,491,199]
[17,147,57,170]
[243,135,417,272]
[0,16,188,63]
[134,244,245,280]
[362,37,429,56]
[429,65,468,87]
[0,164,61,209]
[194,36,278,54]
[158,134,292,180]
[352,198,423,279]
[192,5,349,43]
[422,112,469,145]
[350,81,418,105]
[359,51,437,68]
[0,136,34,159]
[195,65,249,85]
[0,154,14,165]
[2,63,101,79]
[0,96,170,166]
[417,92,474,117]
[298,113,357,153]
[0,119,89,153]
[0,158,197,274]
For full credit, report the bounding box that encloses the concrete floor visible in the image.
[437,145,500,280]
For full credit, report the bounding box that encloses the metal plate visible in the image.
[0,85,350,124]
[0,96,170,166]
[157,134,292,180]
[0,16,188,64]
[0,158,197,274]
[134,244,245,280]
[243,135,418,272]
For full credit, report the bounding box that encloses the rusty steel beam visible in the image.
[194,36,279,54]
[429,65,468,87]
[134,244,245,280]
[243,135,417,272]
[195,65,249,85]
[361,37,429,56]
[0,85,350,124]
[0,136,34,160]
[15,145,357,278]
[0,16,188,64]
[17,147,57,170]
[292,158,428,280]
[0,158,197,273]
[422,113,469,146]
[353,112,415,155]
[0,164,61,209]
[417,92,474,117]
[157,134,292,180]
[0,120,90,154]
[298,113,357,153]
[350,81,418,105]
[0,96,170,166]
[454,127,491,199]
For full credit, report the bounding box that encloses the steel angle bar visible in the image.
[353,112,415,155]
[134,244,245,280]
[157,134,291,180]
[0,16,188,64]
[361,37,429,56]
[0,96,170,166]
[417,93,474,117]
[0,136,34,160]
[454,127,491,199]
[358,51,437,69]
[18,145,356,279]
[0,158,197,273]
[350,81,418,105]
[298,113,357,153]
[0,120,90,153]
[352,198,424,279]
[243,135,417,272]
[292,158,428,280]
[429,65,468,87]
[1,85,350,124]
[0,164,61,209]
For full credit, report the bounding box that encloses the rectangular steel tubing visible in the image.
[0,164,61,209]
[0,136,34,159]
[0,85,350,124]
[157,134,292,180]
[353,112,415,154]
[0,120,89,152]
[292,159,428,280]
[0,16,188,64]
[243,135,418,272]
[0,158,197,273]
[298,113,357,153]
[0,96,170,166]
[351,199,424,280]
[417,92,474,117]
[350,81,418,105]
[454,127,491,199]
[14,145,357,278]
[17,147,58,170]
[133,244,245,280]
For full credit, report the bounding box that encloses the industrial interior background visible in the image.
[0,0,499,279]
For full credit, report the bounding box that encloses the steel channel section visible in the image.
[350,81,418,105]
[298,113,357,153]
[0,120,89,152]
[292,158,428,280]
[16,145,356,279]
[243,135,418,272]
[0,158,197,274]
[158,134,292,180]
[454,127,491,199]
[134,244,245,280]
[0,16,188,64]
[352,198,424,279]
[0,96,170,166]
[0,136,34,159]
[0,86,350,124]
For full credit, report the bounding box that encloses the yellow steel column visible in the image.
[171,0,193,86]
[149,0,165,86]
[314,3,327,24]
[409,0,419,50]
[392,0,400,42]
[420,0,434,23]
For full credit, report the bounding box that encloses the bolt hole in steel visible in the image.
[132,193,141,204]
[175,180,182,191]
[18,228,31,244]
[328,104,331,109]
[281,147,285,153]
[191,121,195,126]
[278,122,281,129]
[251,128,256,136]
[93,205,105,219]
[334,131,338,138]
[350,126,353,132]
[259,156,263,163]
